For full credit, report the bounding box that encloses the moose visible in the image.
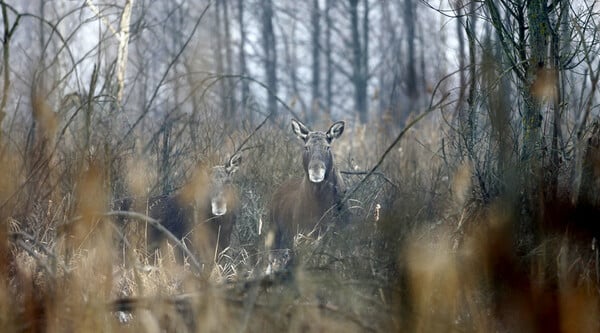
[117,153,242,268]
[269,119,346,264]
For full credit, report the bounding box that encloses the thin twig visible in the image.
[231,108,272,159]
[200,74,301,121]
[340,170,398,189]
[341,92,450,206]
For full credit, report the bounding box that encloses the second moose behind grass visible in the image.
[269,119,346,267]
[119,153,242,271]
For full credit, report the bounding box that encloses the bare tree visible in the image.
[349,0,369,123]
[280,2,307,117]
[0,1,19,134]
[261,0,278,117]
[310,0,321,122]
[324,0,334,116]
[404,0,417,103]
[237,0,250,120]
[212,0,235,122]
[223,0,235,120]
[214,0,226,119]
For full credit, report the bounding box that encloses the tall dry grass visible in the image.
[0,84,598,333]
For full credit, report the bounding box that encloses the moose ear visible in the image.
[291,119,310,141]
[326,121,345,142]
[226,153,242,174]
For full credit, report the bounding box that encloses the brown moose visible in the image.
[269,119,346,263]
[118,153,242,267]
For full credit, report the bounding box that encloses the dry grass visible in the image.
[0,90,598,333]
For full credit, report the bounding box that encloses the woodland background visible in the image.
[0,0,599,331]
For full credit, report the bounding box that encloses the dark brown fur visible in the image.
[117,153,241,264]
[270,119,346,251]
[145,190,236,262]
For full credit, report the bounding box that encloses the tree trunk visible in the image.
[521,0,551,252]
[455,4,466,114]
[261,0,278,117]
[547,0,569,202]
[223,0,235,120]
[214,0,226,120]
[237,0,250,122]
[324,0,333,116]
[310,0,321,122]
[578,121,600,206]
[404,0,417,101]
[282,4,307,117]
[349,0,368,123]
[465,4,478,159]
[522,0,549,164]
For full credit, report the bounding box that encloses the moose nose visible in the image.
[308,162,326,183]
[211,198,227,216]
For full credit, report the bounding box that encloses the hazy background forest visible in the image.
[0,0,599,331]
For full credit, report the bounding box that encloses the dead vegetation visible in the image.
[0,1,599,332]
[0,94,598,332]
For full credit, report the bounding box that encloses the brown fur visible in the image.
[117,153,242,264]
[270,120,346,250]
[146,188,237,263]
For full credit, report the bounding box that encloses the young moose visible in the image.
[270,119,346,257]
[120,153,242,266]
